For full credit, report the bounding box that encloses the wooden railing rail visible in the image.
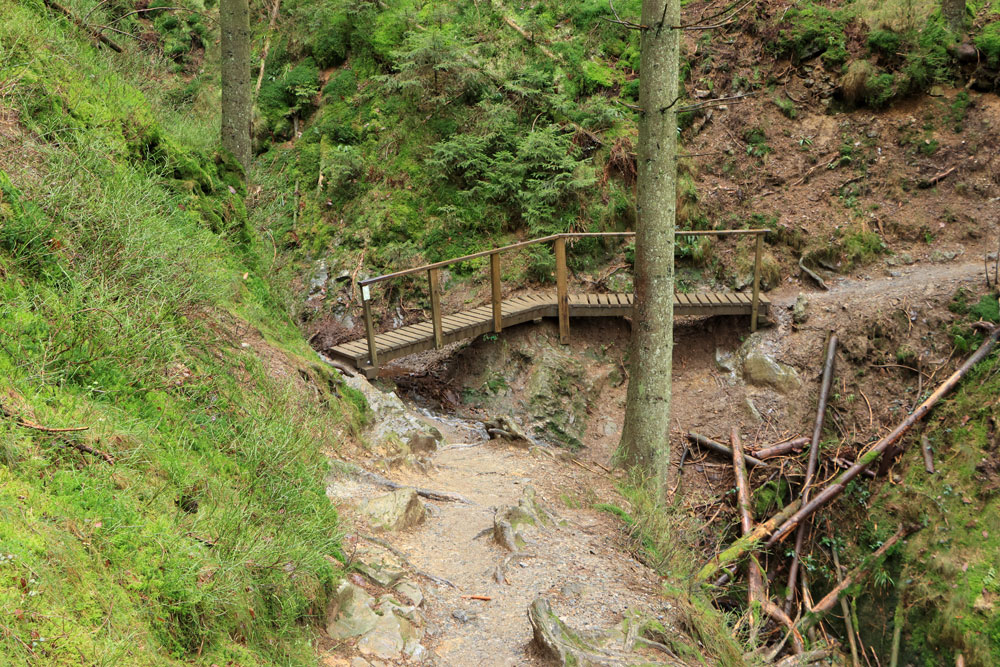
[358,229,769,369]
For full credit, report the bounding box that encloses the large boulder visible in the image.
[360,488,426,532]
[326,581,379,639]
[740,344,801,394]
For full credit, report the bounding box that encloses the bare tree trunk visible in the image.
[221,0,252,170]
[942,0,966,34]
[617,0,680,497]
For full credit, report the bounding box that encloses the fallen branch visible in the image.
[785,335,837,613]
[799,256,828,290]
[355,468,472,504]
[358,533,457,589]
[730,428,804,653]
[493,1,559,61]
[732,430,764,617]
[694,498,802,583]
[15,420,89,433]
[677,91,759,114]
[687,431,767,467]
[798,526,909,632]
[254,0,282,97]
[64,439,116,464]
[828,521,861,667]
[461,594,492,601]
[41,0,123,52]
[768,326,1000,548]
[754,436,808,459]
[761,598,805,656]
[774,649,832,666]
[917,165,956,189]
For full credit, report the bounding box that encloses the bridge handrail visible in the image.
[357,228,769,369]
[358,229,770,286]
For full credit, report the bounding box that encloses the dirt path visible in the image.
[324,403,674,666]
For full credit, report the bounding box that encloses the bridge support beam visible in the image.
[751,233,762,332]
[429,267,443,349]
[555,236,569,344]
[362,285,378,373]
[490,253,502,333]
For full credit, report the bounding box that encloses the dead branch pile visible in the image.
[683,324,1000,661]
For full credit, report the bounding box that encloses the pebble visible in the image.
[451,609,476,623]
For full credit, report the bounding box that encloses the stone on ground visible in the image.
[327,581,379,639]
[360,488,426,531]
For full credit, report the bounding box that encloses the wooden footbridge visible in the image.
[330,231,770,378]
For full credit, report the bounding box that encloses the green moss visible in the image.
[843,229,887,266]
[975,22,1000,67]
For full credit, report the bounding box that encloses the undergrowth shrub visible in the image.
[976,22,1000,67]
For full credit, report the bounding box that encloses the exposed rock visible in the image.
[524,343,594,449]
[528,598,613,666]
[956,42,978,63]
[327,580,379,639]
[930,248,962,263]
[357,559,406,588]
[360,488,427,532]
[792,293,809,325]
[741,345,801,394]
[357,611,412,660]
[394,579,424,607]
[715,348,737,375]
[342,374,443,451]
[493,486,557,551]
[407,433,439,455]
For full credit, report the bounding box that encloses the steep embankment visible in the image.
[0,2,354,664]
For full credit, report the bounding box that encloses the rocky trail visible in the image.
[320,380,683,666]
[319,255,989,667]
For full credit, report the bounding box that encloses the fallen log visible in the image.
[753,436,808,460]
[828,522,861,667]
[785,335,837,613]
[694,498,802,583]
[687,432,767,468]
[798,526,908,632]
[921,434,936,474]
[799,256,828,290]
[768,326,1000,548]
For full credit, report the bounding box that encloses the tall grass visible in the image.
[0,1,348,664]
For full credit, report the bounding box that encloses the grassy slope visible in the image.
[861,294,1000,666]
[0,2,357,664]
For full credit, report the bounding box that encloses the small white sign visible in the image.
[362,285,371,301]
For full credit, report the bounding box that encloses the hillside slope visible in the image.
[0,2,357,664]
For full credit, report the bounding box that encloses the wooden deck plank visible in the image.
[338,288,770,373]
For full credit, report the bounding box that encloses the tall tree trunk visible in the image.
[942,0,966,34]
[616,0,680,496]
[221,0,252,170]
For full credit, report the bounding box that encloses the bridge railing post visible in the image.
[555,236,569,344]
[490,253,502,333]
[429,268,443,348]
[751,232,763,332]
[362,285,378,371]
